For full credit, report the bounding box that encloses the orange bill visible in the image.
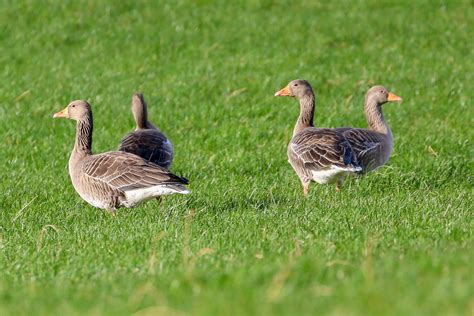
[387,92,402,102]
[274,86,291,97]
[53,107,69,118]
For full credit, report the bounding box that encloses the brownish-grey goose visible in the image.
[53,100,189,213]
[335,85,402,174]
[274,80,401,196]
[119,93,173,169]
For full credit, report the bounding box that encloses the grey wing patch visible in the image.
[354,142,381,173]
[119,129,174,169]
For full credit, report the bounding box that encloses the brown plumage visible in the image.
[119,93,173,169]
[53,100,189,213]
[275,80,402,196]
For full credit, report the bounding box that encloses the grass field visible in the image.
[0,0,473,315]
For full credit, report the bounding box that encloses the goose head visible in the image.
[366,85,402,106]
[275,79,314,99]
[53,100,92,121]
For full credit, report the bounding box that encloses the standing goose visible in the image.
[335,85,402,173]
[119,93,173,169]
[275,79,361,196]
[53,100,189,213]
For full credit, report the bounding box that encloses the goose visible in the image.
[274,80,401,196]
[335,85,402,174]
[119,93,173,169]
[53,100,189,213]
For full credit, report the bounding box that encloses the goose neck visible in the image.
[133,103,148,130]
[73,114,93,156]
[364,98,390,135]
[293,94,315,136]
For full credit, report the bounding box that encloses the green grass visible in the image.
[0,0,473,315]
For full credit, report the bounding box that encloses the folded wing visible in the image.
[81,151,187,193]
[337,128,384,173]
[288,128,361,177]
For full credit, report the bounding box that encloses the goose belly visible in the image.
[311,169,349,184]
[77,191,109,209]
[69,173,111,210]
[70,181,109,209]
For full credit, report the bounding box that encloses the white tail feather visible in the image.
[123,185,190,207]
[311,165,360,185]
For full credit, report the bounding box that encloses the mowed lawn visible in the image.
[0,0,472,315]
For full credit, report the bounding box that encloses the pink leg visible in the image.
[302,182,310,197]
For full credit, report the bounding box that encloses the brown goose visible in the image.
[119,93,173,169]
[53,100,189,213]
[274,80,401,196]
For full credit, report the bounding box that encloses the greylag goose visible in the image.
[335,85,402,174]
[53,100,189,213]
[118,93,173,169]
[274,80,401,196]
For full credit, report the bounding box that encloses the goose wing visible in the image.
[81,151,187,193]
[337,128,383,172]
[289,128,360,172]
[118,129,173,169]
